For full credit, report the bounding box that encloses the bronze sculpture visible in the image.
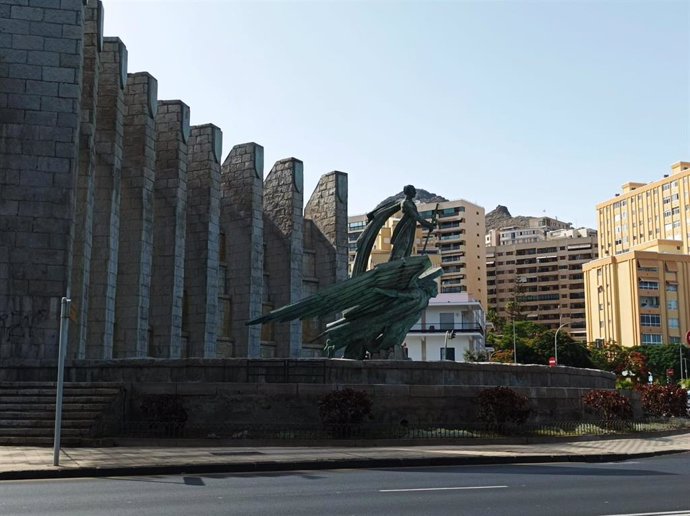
[248,186,440,359]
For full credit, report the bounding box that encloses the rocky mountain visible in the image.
[484,205,533,232]
[375,189,448,210]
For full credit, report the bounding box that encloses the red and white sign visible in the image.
[667,368,675,377]
[684,330,690,348]
[549,357,557,367]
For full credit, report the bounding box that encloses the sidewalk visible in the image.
[2,432,690,481]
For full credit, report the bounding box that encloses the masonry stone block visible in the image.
[0,0,84,359]
[263,158,304,358]
[114,72,157,358]
[184,124,221,358]
[67,0,99,359]
[220,143,264,358]
[149,100,189,359]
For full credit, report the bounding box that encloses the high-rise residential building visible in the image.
[347,199,487,311]
[486,226,598,340]
[583,162,690,347]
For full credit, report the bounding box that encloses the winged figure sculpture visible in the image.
[248,255,442,359]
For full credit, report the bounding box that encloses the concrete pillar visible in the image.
[263,158,304,358]
[68,0,102,358]
[0,0,85,359]
[219,143,264,358]
[114,72,157,358]
[149,100,189,358]
[86,37,127,359]
[184,124,221,358]
[304,171,349,284]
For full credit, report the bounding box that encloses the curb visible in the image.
[0,449,685,482]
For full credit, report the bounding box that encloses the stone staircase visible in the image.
[0,382,124,446]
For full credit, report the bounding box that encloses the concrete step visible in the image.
[0,427,89,437]
[0,387,121,396]
[0,403,111,412]
[0,436,81,446]
[0,382,122,388]
[0,419,94,428]
[0,395,114,404]
[1,411,102,420]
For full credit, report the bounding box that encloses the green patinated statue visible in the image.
[248,186,440,359]
[352,184,435,276]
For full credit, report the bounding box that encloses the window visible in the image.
[640,296,659,308]
[440,347,455,361]
[439,313,455,331]
[667,283,678,292]
[668,318,679,329]
[642,334,663,345]
[639,281,659,290]
[640,314,661,327]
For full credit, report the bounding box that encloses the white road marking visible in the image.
[379,485,508,493]
[601,510,690,516]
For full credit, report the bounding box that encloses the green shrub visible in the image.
[318,388,373,435]
[582,390,632,421]
[639,384,687,417]
[477,386,531,426]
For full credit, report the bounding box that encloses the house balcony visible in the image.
[408,323,484,336]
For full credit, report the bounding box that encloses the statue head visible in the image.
[403,185,417,199]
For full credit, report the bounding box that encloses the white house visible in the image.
[403,293,485,362]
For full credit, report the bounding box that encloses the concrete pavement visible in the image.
[2,431,690,480]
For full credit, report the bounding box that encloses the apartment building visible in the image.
[487,227,598,340]
[583,162,690,347]
[404,293,485,362]
[348,199,487,310]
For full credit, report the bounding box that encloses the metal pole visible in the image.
[443,331,448,360]
[555,323,568,366]
[680,344,684,382]
[512,320,517,364]
[53,297,70,467]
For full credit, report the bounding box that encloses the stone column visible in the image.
[184,124,221,358]
[304,171,349,284]
[114,72,157,358]
[0,0,85,359]
[219,143,264,358]
[149,100,189,358]
[68,0,102,358]
[86,37,127,359]
[263,158,304,358]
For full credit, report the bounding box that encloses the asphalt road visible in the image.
[1,453,689,516]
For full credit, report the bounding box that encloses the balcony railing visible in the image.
[408,323,484,335]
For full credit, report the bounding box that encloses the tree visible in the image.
[589,340,629,373]
[637,344,689,382]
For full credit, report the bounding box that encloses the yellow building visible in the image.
[348,199,487,311]
[584,162,690,346]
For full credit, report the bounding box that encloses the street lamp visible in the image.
[554,321,569,366]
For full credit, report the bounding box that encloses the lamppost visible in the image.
[554,321,569,366]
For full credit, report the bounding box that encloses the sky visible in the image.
[103,0,689,229]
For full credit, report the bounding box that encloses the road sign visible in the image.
[549,357,557,367]
[684,330,690,348]
[667,368,675,377]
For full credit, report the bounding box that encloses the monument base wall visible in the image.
[1,359,615,432]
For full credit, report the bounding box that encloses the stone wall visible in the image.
[1,0,348,362]
[0,359,615,427]
[184,124,222,358]
[263,158,304,358]
[150,100,189,358]
[0,0,86,359]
